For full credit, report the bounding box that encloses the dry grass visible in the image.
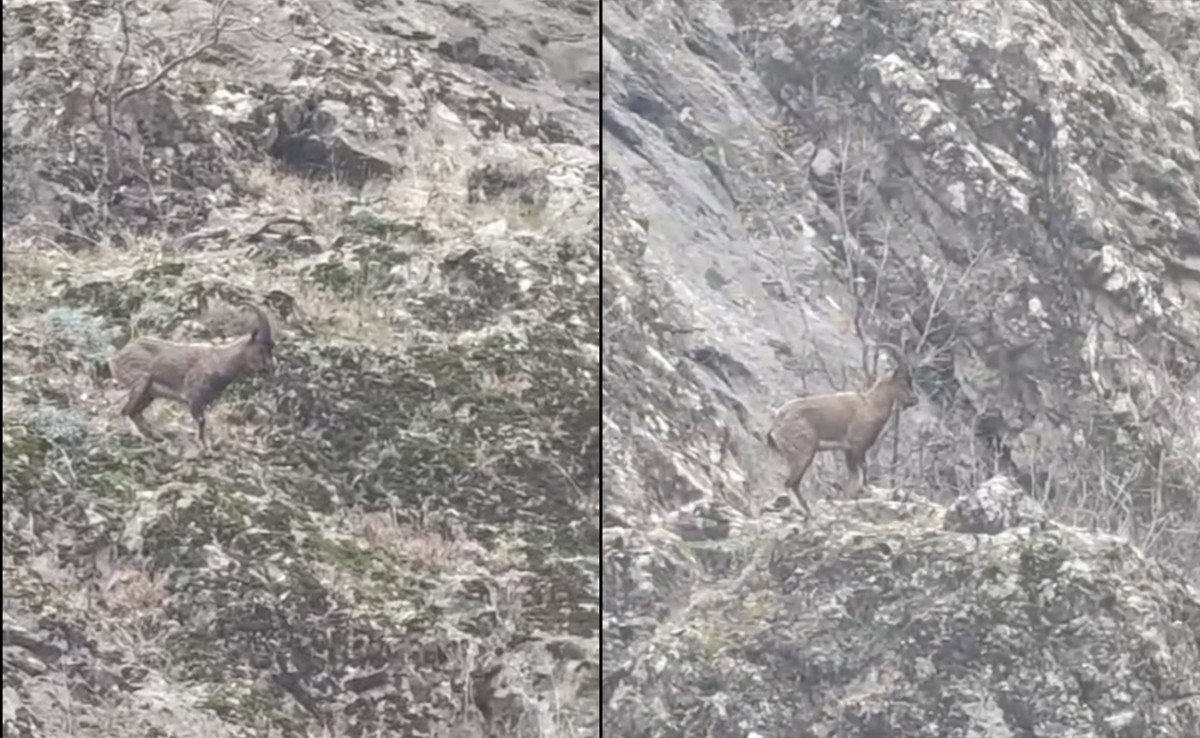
[3,547,173,673]
[346,509,490,574]
[3,96,598,735]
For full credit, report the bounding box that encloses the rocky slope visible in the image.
[607,479,1200,737]
[2,0,598,736]
[602,0,1200,733]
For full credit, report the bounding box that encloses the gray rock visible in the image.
[602,0,1200,734]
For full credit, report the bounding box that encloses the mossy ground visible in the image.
[2,153,599,736]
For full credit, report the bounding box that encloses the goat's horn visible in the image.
[247,304,273,343]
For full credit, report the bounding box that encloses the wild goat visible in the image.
[766,344,917,510]
[109,304,275,446]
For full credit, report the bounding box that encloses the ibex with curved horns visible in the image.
[766,344,917,512]
[109,304,275,447]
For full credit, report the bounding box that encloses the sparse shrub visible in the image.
[468,161,551,210]
[2,423,50,491]
[342,211,437,243]
[38,306,114,374]
[301,241,413,299]
[27,404,90,446]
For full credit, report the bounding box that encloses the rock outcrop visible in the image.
[607,479,1200,738]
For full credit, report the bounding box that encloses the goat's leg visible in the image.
[121,378,160,440]
[843,451,866,498]
[189,401,208,450]
[784,442,816,491]
[784,443,817,515]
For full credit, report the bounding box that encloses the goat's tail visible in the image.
[766,428,779,453]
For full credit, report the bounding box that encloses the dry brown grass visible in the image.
[348,509,489,574]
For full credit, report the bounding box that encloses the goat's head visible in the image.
[244,305,275,373]
[875,343,917,409]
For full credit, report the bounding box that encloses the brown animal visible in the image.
[109,304,275,446]
[766,344,917,511]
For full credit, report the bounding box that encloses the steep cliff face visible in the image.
[602,0,1200,732]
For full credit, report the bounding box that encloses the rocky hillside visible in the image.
[602,0,1200,733]
[2,0,598,736]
